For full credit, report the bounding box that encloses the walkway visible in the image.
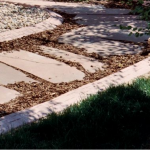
[0,0,150,133]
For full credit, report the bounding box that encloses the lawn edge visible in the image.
[0,55,150,134]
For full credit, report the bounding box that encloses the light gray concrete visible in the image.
[74,14,140,22]
[59,34,143,57]
[74,15,148,28]
[40,46,104,73]
[0,50,85,83]
[0,63,37,85]
[0,86,20,104]
[59,25,149,46]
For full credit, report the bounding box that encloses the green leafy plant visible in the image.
[119,0,150,37]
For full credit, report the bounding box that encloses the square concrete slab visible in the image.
[0,86,20,104]
[0,63,37,85]
[40,46,104,73]
[0,50,85,83]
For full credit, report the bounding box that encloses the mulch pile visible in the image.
[0,7,150,117]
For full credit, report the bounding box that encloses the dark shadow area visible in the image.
[1,78,150,148]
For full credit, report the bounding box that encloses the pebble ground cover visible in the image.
[0,2,50,32]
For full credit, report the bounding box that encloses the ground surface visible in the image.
[0,0,150,130]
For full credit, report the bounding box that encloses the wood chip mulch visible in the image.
[0,7,150,117]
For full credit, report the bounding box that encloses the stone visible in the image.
[0,86,20,104]
[39,46,104,73]
[0,50,85,83]
[148,38,150,45]
[59,25,149,43]
[0,63,37,85]
[59,34,143,57]
[54,7,130,15]
[74,14,148,28]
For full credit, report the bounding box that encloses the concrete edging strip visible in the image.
[0,56,150,134]
[0,8,63,42]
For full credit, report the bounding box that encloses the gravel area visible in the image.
[0,2,51,33]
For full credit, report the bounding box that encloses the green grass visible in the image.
[1,78,150,148]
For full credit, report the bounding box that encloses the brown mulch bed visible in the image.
[0,7,150,117]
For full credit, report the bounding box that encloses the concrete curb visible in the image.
[0,6,63,42]
[0,56,150,134]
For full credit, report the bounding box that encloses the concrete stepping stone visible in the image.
[74,14,140,22]
[40,46,104,73]
[59,34,143,57]
[54,7,130,15]
[0,50,85,83]
[0,86,20,104]
[74,15,148,27]
[59,25,149,44]
[0,63,37,85]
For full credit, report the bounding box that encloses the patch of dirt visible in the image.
[0,7,150,117]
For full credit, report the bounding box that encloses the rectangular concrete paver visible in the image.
[1,56,150,134]
[40,45,104,73]
[0,50,85,83]
[0,86,20,104]
[0,63,37,85]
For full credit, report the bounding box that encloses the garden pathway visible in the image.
[0,0,150,133]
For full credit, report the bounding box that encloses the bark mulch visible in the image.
[0,7,150,117]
